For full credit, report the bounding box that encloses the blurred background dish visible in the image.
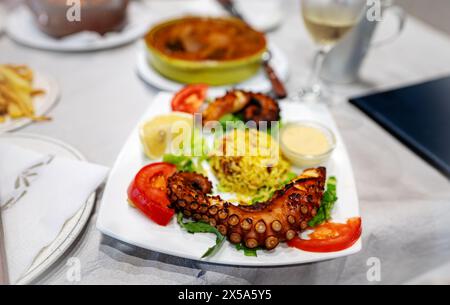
[233,0,285,32]
[145,17,267,86]
[145,0,285,33]
[5,1,150,52]
[25,0,130,39]
[137,41,289,95]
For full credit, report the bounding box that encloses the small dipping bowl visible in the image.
[280,121,336,168]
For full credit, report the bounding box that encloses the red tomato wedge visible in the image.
[128,163,177,226]
[288,217,362,253]
[171,84,208,114]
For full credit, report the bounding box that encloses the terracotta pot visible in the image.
[26,0,130,38]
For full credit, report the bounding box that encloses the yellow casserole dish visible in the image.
[144,17,267,86]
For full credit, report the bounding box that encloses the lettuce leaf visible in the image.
[235,243,260,257]
[308,177,338,227]
[177,213,225,258]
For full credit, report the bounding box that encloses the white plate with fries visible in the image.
[0,65,59,133]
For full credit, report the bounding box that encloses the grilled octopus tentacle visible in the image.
[202,91,250,123]
[239,92,281,123]
[167,168,326,250]
[202,90,280,125]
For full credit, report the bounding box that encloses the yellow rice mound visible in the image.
[209,129,291,203]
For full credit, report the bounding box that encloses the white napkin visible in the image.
[0,143,108,283]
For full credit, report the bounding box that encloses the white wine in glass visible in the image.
[299,0,366,100]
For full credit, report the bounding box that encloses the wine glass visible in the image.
[299,0,366,101]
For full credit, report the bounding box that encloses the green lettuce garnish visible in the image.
[235,243,260,257]
[219,113,245,130]
[177,213,225,258]
[308,177,338,227]
[163,154,199,173]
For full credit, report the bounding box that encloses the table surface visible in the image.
[1,0,450,285]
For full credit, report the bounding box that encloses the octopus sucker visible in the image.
[255,220,267,234]
[230,233,242,244]
[228,215,240,226]
[217,225,227,236]
[287,215,296,225]
[241,218,252,231]
[286,230,296,241]
[271,220,282,232]
[265,236,279,250]
[245,238,259,249]
[167,167,326,250]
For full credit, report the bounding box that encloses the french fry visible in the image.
[6,65,34,82]
[0,66,32,94]
[7,103,23,118]
[15,89,35,116]
[31,89,46,96]
[0,95,7,112]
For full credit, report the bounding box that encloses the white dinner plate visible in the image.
[0,70,60,133]
[0,133,96,285]
[144,0,284,33]
[6,3,151,52]
[97,92,362,267]
[136,42,290,95]
[235,0,285,32]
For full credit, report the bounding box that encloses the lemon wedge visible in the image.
[139,112,194,160]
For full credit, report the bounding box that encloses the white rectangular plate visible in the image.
[97,93,361,266]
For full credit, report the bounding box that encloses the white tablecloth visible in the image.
[1,0,449,284]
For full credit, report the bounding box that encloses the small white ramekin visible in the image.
[280,121,336,168]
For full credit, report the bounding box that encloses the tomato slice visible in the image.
[127,163,177,226]
[171,84,208,114]
[288,217,362,253]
